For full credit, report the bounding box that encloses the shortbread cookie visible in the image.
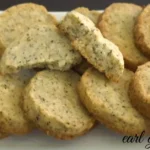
[0,70,35,135]
[0,3,57,55]
[78,68,150,135]
[0,24,81,74]
[135,5,150,56]
[129,62,150,119]
[59,11,124,81]
[73,8,102,74]
[98,3,148,70]
[23,70,95,139]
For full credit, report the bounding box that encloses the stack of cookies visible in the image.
[0,2,150,140]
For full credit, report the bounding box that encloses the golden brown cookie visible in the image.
[0,3,57,56]
[78,68,150,135]
[23,70,95,140]
[59,11,124,82]
[134,5,150,56]
[129,62,150,119]
[0,70,35,135]
[0,24,81,75]
[98,3,148,71]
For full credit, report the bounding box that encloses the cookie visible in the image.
[129,62,150,119]
[0,3,57,56]
[23,70,95,140]
[98,3,148,71]
[0,24,82,74]
[59,11,124,81]
[78,68,150,135]
[73,8,102,74]
[134,5,150,56]
[0,70,35,135]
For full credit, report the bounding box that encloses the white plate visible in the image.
[0,12,148,150]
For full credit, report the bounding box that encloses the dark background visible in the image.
[0,0,149,11]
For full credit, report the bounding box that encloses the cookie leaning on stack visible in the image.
[59,11,124,81]
[73,7,102,74]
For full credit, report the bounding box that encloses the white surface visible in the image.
[0,12,147,150]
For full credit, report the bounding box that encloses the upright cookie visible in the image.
[73,7,101,74]
[98,3,148,70]
[78,68,150,135]
[59,11,124,81]
[23,70,95,139]
[135,5,150,56]
[129,62,150,119]
[0,24,81,74]
[0,70,35,135]
[0,3,57,55]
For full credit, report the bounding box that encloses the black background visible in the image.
[0,0,149,11]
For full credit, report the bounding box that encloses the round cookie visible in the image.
[0,24,82,75]
[78,68,150,135]
[134,5,150,56]
[129,62,150,119]
[0,70,35,135]
[23,70,95,140]
[0,3,57,56]
[98,3,148,71]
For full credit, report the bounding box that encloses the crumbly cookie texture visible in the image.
[129,62,150,119]
[98,3,148,71]
[0,24,82,74]
[23,70,95,140]
[135,4,150,56]
[0,3,57,56]
[0,70,35,135]
[59,11,124,81]
[78,68,150,135]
